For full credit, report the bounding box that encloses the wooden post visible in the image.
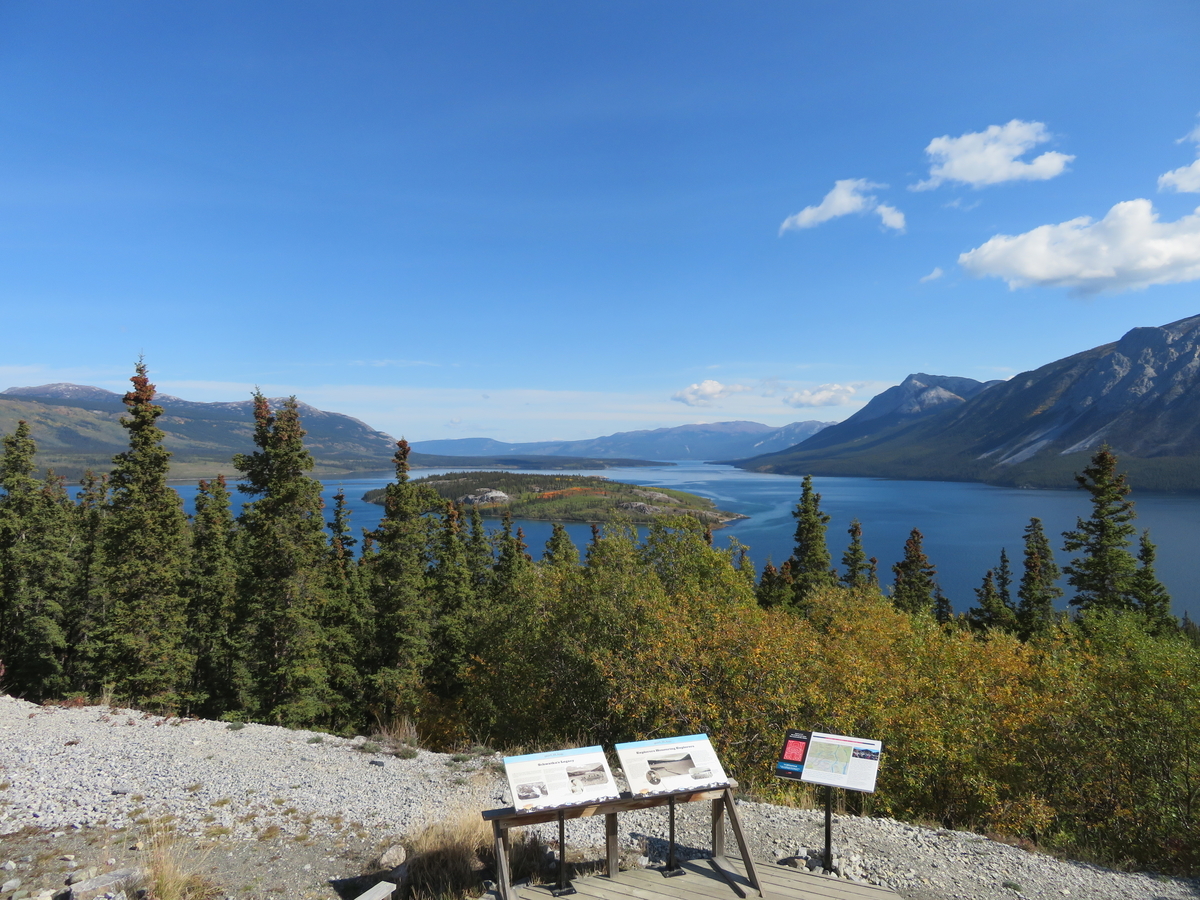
[605,813,619,878]
[711,796,726,859]
[492,821,512,900]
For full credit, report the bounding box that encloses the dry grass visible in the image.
[143,827,222,900]
[402,810,554,900]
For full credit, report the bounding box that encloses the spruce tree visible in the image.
[1129,530,1174,633]
[967,569,1018,633]
[427,502,477,698]
[995,548,1014,610]
[786,475,837,608]
[365,440,440,720]
[323,488,372,730]
[492,512,532,604]
[1017,517,1062,639]
[233,393,332,726]
[1061,446,1142,613]
[99,362,193,709]
[840,518,877,589]
[0,422,73,701]
[891,527,938,615]
[64,470,108,694]
[933,586,954,625]
[542,522,580,568]
[756,559,794,608]
[188,476,239,716]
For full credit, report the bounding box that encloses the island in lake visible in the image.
[363,471,747,527]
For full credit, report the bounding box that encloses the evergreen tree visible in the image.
[188,476,240,716]
[99,362,193,709]
[786,475,837,608]
[542,522,580,568]
[891,527,938,615]
[233,393,332,726]
[465,504,494,592]
[492,512,532,604]
[840,519,877,589]
[1017,517,1062,639]
[756,559,794,608]
[0,422,73,701]
[1129,530,1174,633]
[427,502,477,697]
[995,548,1014,610]
[967,569,1019,633]
[323,488,372,730]
[1061,446,1142,613]
[64,470,108,694]
[365,439,440,720]
[933,586,954,625]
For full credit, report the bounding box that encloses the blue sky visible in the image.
[2,1,1199,442]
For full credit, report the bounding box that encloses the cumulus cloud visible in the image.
[671,379,752,407]
[920,267,944,283]
[1158,119,1200,193]
[780,179,905,233]
[958,198,1200,293]
[911,120,1074,191]
[783,383,860,408]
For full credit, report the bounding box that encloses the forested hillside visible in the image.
[1,365,1198,876]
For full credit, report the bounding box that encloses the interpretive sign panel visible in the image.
[615,733,730,796]
[773,729,811,781]
[798,731,882,793]
[503,745,619,812]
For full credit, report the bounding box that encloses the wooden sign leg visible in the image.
[493,821,512,900]
[721,788,764,897]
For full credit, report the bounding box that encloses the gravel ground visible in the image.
[2,695,1198,900]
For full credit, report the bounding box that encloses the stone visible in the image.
[378,844,407,870]
[65,869,97,886]
[0,863,15,872]
[68,870,141,900]
[369,760,385,768]
[2,878,21,893]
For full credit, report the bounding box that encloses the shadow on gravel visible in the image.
[329,870,397,899]
[630,834,711,867]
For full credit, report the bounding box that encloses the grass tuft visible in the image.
[144,826,222,900]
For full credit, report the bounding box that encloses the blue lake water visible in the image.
[172,462,1200,620]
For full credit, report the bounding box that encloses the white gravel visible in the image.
[2,695,1197,900]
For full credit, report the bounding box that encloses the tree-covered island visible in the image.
[363,471,746,527]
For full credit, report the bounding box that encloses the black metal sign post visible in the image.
[663,794,685,877]
[823,785,833,871]
[551,809,575,896]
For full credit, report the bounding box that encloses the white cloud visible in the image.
[780,179,904,233]
[671,379,752,407]
[920,267,944,283]
[875,203,906,232]
[911,120,1074,191]
[783,383,859,408]
[958,199,1200,294]
[1159,160,1200,193]
[1159,120,1200,193]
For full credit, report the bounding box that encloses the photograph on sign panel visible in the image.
[774,729,810,781]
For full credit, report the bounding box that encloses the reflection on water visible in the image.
[172,461,1200,619]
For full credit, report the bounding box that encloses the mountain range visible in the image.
[410,419,833,461]
[734,314,1200,491]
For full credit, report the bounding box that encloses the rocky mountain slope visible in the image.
[735,314,1200,491]
[411,419,834,461]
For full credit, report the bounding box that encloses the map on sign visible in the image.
[797,731,882,794]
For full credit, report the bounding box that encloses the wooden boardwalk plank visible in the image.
[501,857,900,900]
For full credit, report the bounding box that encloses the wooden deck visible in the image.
[496,856,900,900]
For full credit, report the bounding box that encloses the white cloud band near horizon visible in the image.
[671,379,754,407]
[780,178,905,233]
[783,382,864,408]
[1159,119,1200,193]
[959,199,1200,293]
[912,120,1074,191]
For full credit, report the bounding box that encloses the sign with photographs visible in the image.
[794,731,882,794]
[615,733,730,796]
[502,745,620,812]
[773,729,811,781]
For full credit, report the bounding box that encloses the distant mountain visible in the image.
[411,419,834,461]
[0,383,399,480]
[734,314,1200,491]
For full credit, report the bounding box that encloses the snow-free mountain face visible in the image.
[411,419,834,461]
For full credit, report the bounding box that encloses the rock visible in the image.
[68,869,140,900]
[0,863,14,872]
[2,878,21,893]
[378,844,406,870]
[65,869,98,886]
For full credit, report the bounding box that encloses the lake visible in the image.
[173,462,1200,620]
